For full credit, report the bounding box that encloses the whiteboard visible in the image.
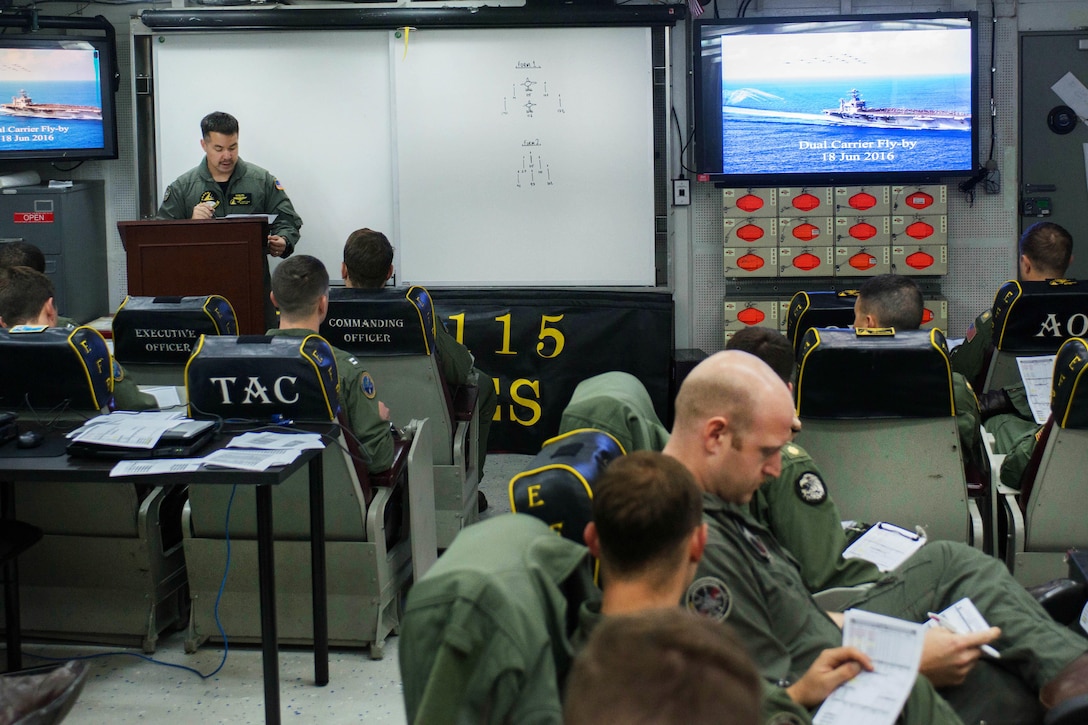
[152,31,394,280]
[391,27,655,285]
[152,27,655,286]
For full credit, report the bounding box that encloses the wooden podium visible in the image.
[119,218,269,334]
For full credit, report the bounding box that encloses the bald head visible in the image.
[665,350,796,503]
[672,350,791,437]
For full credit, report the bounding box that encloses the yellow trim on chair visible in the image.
[539,427,626,455]
[64,326,109,410]
[203,295,239,335]
[508,463,596,516]
[405,286,434,357]
[298,334,338,421]
[795,328,823,415]
[183,334,208,412]
[993,279,1023,350]
[928,327,957,416]
[1057,337,1088,429]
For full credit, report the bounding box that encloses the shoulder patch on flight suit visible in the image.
[274,178,285,191]
[794,471,827,505]
[112,359,125,382]
[161,187,171,203]
[199,190,219,208]
[685,576,733,622]
[784,443,800,457]
[359,371,376,399]
[228,192,252,206]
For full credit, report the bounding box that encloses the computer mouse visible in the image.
[16,430,44,449]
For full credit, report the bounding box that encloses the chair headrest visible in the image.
[112,295,238,365]
[786,290,858,355]
[321,286,436,356]
[1051,337,1088,429]
[185,334,340,422]
[992,279,1088,353]
[0,326,112,411]
[797,327,954,418]
[509,429,625,545]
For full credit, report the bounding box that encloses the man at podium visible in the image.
[156,111,303,328]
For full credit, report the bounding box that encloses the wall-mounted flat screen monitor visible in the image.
[693,13,978,185]
[0,35,118,161]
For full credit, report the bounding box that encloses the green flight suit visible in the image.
[998,425,1042,491]
[266,328,392,472]
[399,513,598,725]
[557,371,670,454]
[571,596,811,725]
[688,494,1088,725]
[952,372,982,461]
[432,320,497,475]
[158,158,303,329]
[949,309,993,385]
[108,358,158,412]
[749,444,881,592]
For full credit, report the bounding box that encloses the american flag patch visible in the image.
[274,178,284,191]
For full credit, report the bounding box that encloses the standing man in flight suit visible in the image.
[157,111,303,330]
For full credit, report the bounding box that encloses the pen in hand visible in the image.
[927,611,1001,658]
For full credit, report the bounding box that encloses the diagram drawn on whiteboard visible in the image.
[504,61,564,189]
[516,144,553,188]
[502,62,566,119]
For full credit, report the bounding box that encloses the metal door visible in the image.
[1020,32,1088,279]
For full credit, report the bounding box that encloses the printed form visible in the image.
[1017,355,1057,424]
[842,522,926,572]
[813,610,925,725]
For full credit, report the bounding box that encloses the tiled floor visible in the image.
[17,453,532,725]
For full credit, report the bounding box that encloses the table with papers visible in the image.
[0,419,335,725]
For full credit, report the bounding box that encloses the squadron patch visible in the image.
[228,192,252,206]
[686,576,733,622]
[112,359,125,382]
[795,471,827,505]
[359,372,376,399]
[199,191,219,208]
[161,187,171,203]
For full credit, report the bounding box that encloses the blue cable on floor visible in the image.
[25,484,239,680]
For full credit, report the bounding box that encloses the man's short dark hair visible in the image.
[563,608,761,725]
[271,255,329,318]
[726,326,795,384]
[592,450,702,578]
[0,266,54,326]
[857,274,923,330]
[200,112,239,139]
[1020,221,1073,278]
[343,228,393,288]
[0,242,45,273]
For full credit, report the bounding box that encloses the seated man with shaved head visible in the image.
[666,350,1088,725]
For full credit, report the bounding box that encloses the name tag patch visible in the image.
[229,192,252,206]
